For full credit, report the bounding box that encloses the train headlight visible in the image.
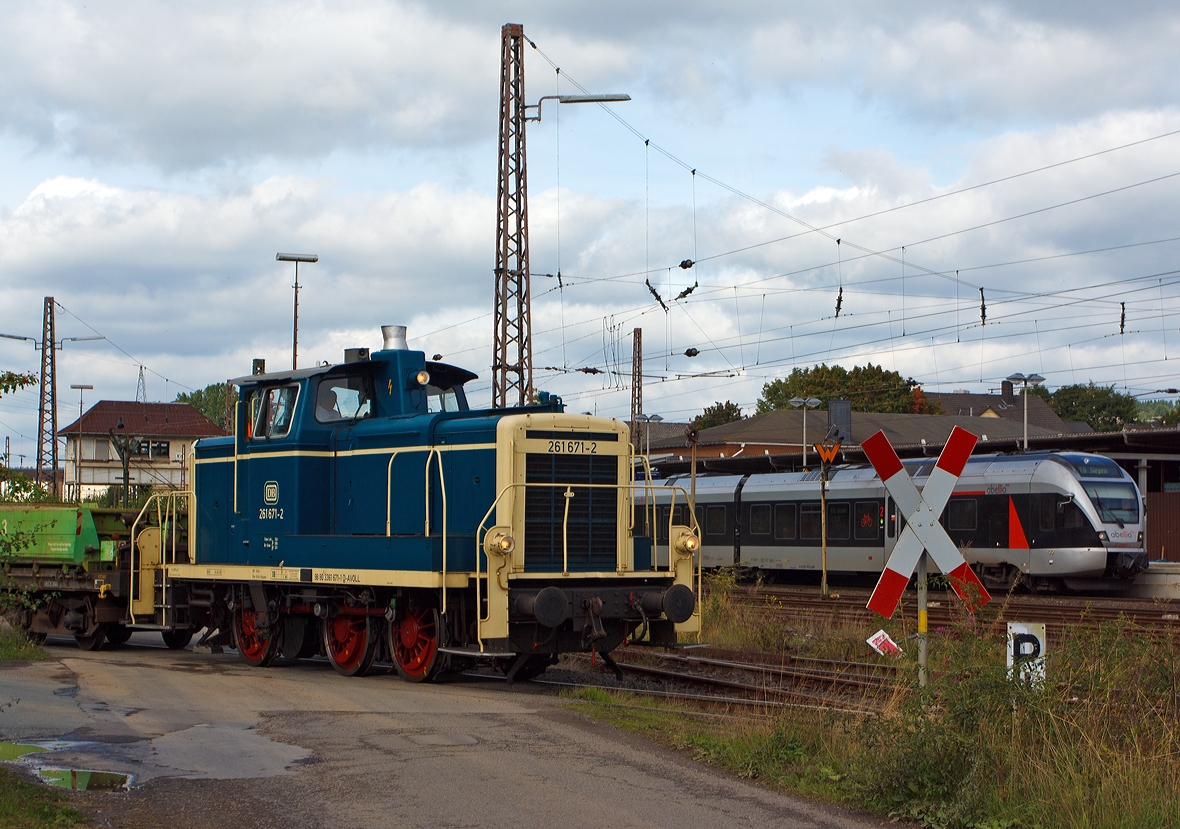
[484,528,515,556]
[673,530,700,556]
[1098,531,1108,542]
[1138,531,1144,543]
[409,370,431,388]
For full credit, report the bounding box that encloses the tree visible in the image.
[756,363,941,415]
[1137,398,1176,424]
[693,401,744,430]
[1046,383,1138,432]
[0,371,35,397]
[0,370,45,503]
[176,382,230,430]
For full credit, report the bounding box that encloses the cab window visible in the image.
[427,385,461,413]
[254,384,299,439]
[316,375,373,423]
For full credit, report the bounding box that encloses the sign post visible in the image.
[815,441,841,598]
[916,552,928,686]
[861,427,992,683]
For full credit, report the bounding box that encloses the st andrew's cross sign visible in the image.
[861,426,993,618]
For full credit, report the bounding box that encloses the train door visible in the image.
[332,423,356,535]
[320,374,375,535]
[243,384,300,564]
[880,495,897,572]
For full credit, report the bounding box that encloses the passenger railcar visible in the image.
[646,452,1147,591]
[3,326,700,680]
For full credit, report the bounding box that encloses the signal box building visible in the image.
[61,401,225,501]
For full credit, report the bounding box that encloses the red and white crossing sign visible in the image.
[862,426,992,618]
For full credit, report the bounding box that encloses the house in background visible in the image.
[925,380,1090,433]
[60,401,225,501]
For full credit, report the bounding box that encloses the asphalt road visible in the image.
[1,634,898,829]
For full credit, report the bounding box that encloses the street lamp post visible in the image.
[789,396,821,470]
[1006,373,1045,451]
[69,383,92,503]
[635,413,663,458]
[276,253,319,370]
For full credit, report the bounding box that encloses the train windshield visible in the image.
[1081,481,1139,526]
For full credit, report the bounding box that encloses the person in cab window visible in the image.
[316,384,341,421]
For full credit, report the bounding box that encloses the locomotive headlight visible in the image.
[673,530,700,556]
[1098,531,1108,542]
[1138,531,1144,542]
[484,528,515,556]
[410,370,431,388]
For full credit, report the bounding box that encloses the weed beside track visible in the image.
[562,570,1180,829]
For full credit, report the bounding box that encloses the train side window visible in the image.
[246,390,262,438]
[1039,495,1055,532]
[673,505,687,525]
[656,507,670,540]
[774,503,796,540]
[1059,500,1085,530]
[253,385,299,439]
[947,498,978,531]
[800,503,821,540]
[854,501,879,540]
[705,505,726,535]
[316,375,372,423]
[266,385,299,438]
[426,385,461,413]
[828,502,851,541]
[749,504,771,535]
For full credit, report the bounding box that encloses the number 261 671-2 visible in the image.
[547,440,596,454]
[259,507,284,519]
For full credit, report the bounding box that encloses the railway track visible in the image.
[546,648,894,714]
[730,584,1180,634]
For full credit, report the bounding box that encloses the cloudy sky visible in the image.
[2,1,1179,458]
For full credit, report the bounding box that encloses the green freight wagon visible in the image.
[1,498,203,649]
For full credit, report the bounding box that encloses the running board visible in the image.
[438,647,516,658]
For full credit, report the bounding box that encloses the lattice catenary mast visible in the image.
[492,23,533,408]
[36,297,57,490]
[630,328,643,449]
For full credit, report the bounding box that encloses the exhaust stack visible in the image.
[382,325,408,351]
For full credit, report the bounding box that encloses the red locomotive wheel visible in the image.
[389,606,441,683]
[234,608,278,667]
[323,615,378,677]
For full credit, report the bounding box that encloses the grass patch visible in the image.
[571,572,1180,829]
[0,629,45,662]
[0,766,88,828]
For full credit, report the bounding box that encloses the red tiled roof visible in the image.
[60,401,226,438]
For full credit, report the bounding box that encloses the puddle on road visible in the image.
[0,741,49,761]
[39,768,132,791]
[2,740,132,791]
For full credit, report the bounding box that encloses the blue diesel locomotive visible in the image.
[147,326,701,681]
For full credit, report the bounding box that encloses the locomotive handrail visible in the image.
[424,448,449,615]
[473,478,701,651]
[382,447,451,613]
[129,489,193,626]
